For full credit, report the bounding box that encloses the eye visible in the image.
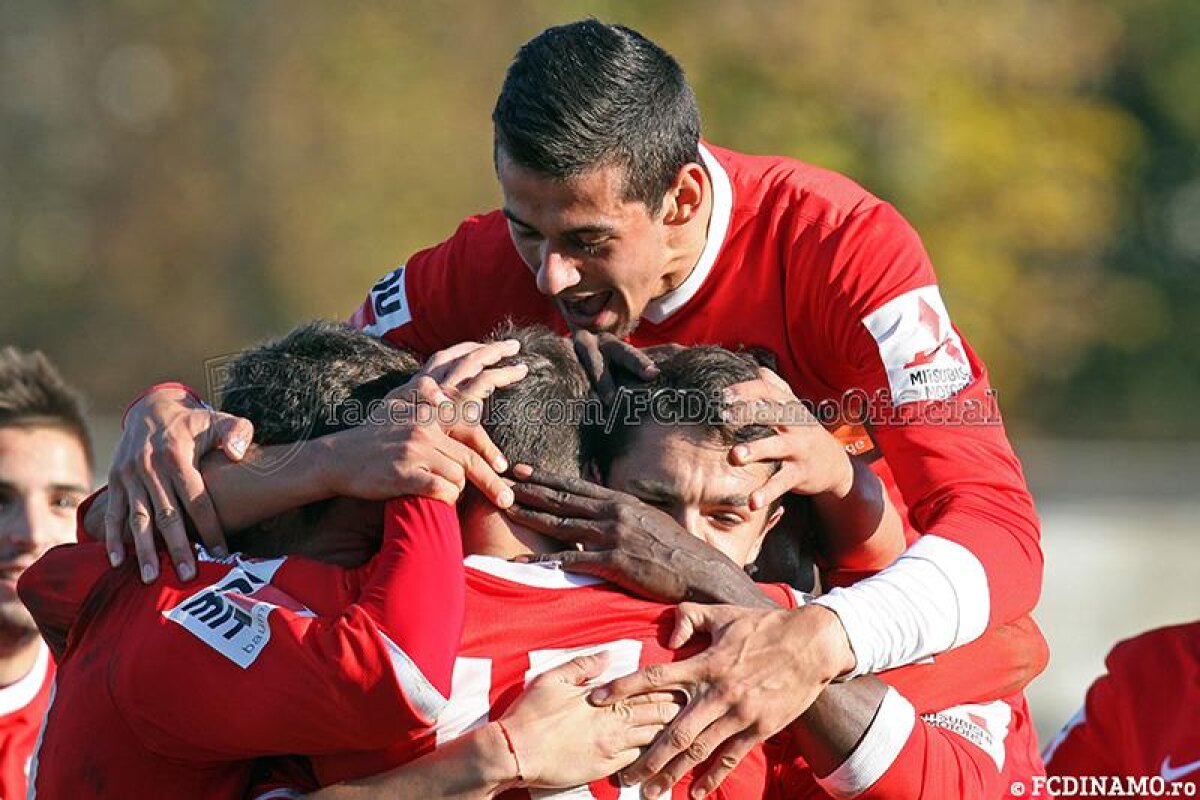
[50,494,83,513]
[709,512,744,529]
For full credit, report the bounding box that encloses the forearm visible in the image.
[811,458,905,572]
[198,438,336,531]
[306,723,517,800]
[789,676,889,778]
[686,558,778,609]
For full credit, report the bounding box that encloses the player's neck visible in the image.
[0,634,42,687]
[461,506,560,561]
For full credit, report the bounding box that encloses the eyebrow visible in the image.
[0,479,90,495]
[501,208,616,237]
[627,479,750,509]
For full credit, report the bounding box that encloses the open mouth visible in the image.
[559,290,614,325]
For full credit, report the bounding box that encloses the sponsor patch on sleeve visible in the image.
[361,266,411,336]
[921,700,1012,770]
[862,285,973,405]
[163,557,311,669]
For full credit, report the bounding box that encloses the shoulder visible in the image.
[1106,622,1200,675]
[707,142,883,232]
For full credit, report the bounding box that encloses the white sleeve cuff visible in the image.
[813,535,990,677]
[816,688,916,799]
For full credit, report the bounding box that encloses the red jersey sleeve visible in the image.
[117,496,464,760]
[802,202,1043,673]
[348,212,553,357]
[17,542,111,660]
[771,690,1013,800]
[880,615,1049,714]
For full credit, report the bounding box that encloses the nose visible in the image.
[535,248,582,297]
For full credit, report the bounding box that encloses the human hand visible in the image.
[107,384,252,582]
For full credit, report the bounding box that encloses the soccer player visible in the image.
[1042,621,1200,789]
[0,347,92,797]
[109,19,1044,781]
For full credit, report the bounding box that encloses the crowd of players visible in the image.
[1,16,1195,799]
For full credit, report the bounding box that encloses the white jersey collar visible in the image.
[0,640,49,716]
[642,143,733,324]
[464,554,606,589]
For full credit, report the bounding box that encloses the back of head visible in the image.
[218,320,421,446]
[0,347,92,468]
[481,323,593,479]
[493,19,701,213]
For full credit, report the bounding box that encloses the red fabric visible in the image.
[18,496,463,798]
[0,646,55,800]
[349,142,1042,633]
[1044,621,1200,783]
[287,562,802,796]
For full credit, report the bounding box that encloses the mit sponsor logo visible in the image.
[164,558,309,669]
[863,286,974,405]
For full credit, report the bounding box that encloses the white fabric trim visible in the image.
[248,791,302,800]
[816,688,915,799]
[0,640,48,716]
[464,555,605,589]
[24,675,55,800]
[813,535,990,677]
[642,143,733,323]
[1041,704,1086,766]
[379,630,449,723]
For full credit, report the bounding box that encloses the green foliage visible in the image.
[1,0,1195,436]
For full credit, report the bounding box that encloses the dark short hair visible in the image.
[492,19,701,213]
[218,320,421,446]
[589,345,776,481]
[482,322,593,478]
[0,347,92,467]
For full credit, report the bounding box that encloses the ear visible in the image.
[659,162,707,227]
[747,505,786,564]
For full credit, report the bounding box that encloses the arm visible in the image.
[800,203,1042,676]
[17,541,111,660]
[250,654,681,800]
[123,496,465,760]
[791,693,1014,800]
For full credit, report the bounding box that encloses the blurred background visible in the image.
[1,0,1195,742]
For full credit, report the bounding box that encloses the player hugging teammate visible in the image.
[13,17,1078,800]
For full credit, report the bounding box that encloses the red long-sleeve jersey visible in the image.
[18,496,464,798]
[349,141,1042,674]
[253,557,1045,799]
[1043,622,1200,787]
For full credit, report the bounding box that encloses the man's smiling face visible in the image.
[497,150,675,338]
[604,421,783,568]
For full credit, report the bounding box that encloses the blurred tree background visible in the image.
[1,0,1196,438]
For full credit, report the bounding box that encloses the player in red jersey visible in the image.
[242,339,1042,800]
[106,21,1043,783]
[0,348,93,797]
[1042,621,1200,793]
[18,322,492,797]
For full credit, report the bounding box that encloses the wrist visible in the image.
[122,382,203,429]
[799,604,857,681]
[478,721,525,792]
[823,453,856,501]
[311,434,345,497]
